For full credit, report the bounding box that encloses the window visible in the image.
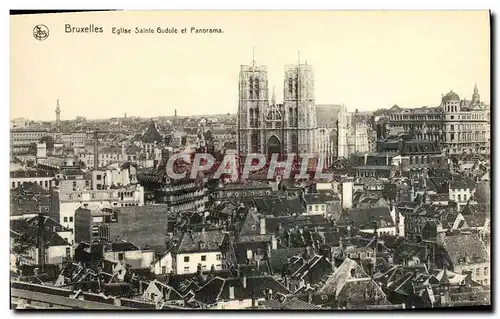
[216,254,222,261]
[184,256,190,262]
[484,279,488,285]
[184,266,190,273]
[63,217,68,222]
[201,255,206,261]
[162,266,166,274]
[118,253,124,261]
[97,175,102,180]
[11,182,14,188]
[484,267,488,276]
[476,268,480,276]
[69,217,73,222]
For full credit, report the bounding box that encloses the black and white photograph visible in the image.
[9,9,491,311]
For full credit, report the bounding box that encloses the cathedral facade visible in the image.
[237,58,371,167]
[237,59,317,159]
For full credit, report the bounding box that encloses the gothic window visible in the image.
[289,108,294,126]
[291,134,298,153]
[251,132,259,153]
[249,77,254,99]
[288,78,293,95]
[295,76,299,99]
[254,78,260,100]
[249,109,255,128]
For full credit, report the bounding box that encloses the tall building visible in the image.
[441,86,490,155]
[387,85,490,155]
[337,107,374,158]
[283,62,317,155]
[237,57,270,155]
[237,57,318,159]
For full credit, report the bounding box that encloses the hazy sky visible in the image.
[11,11,490,121]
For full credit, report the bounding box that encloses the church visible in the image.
[236,57,373,167]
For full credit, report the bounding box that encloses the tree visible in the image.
[39,135,55,151]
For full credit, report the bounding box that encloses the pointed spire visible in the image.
[272,86,276,105]
[252,47,256,66]
[297,50,300,64]
[474,82,478,93]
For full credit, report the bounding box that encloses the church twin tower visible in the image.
[237,56,317,158]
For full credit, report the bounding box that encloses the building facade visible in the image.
[237,59,316,159]
[58,185,145,244]
[387,85,490,155]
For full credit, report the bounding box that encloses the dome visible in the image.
[442,91,460,103]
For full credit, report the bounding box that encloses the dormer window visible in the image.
[199,241,206,250]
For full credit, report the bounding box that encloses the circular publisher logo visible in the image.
[33,24,49,41]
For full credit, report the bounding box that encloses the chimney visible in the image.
[260,216,266,235]
[271,234,278,250]
[37,213,45,272]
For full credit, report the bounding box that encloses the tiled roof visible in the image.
[441,233,489,265]
[281,297,321,310]
[10,170,55,178]
[253,197,305,216]
[176,230,226,254]
[269,248,306,273]
[315,104,342,128]
[319,258,370,297]
[109,241,140,252]
[195,275,291,303]
[343,207,394,229]
[142,121,163,143]
[304,190,339,204]
[462,214,487,228]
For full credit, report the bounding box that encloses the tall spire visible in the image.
[272,86,276,105]
[55,99,61,133]
[252,47,256,66]
[297,50,300,65]
[472,82,480,104]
